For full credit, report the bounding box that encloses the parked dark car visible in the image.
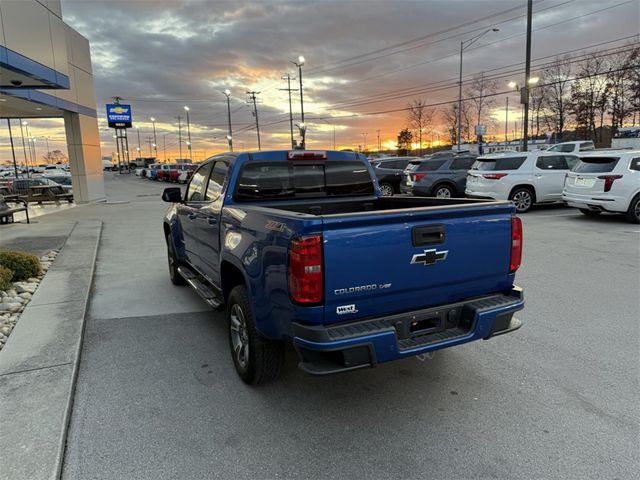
[400,155,477,197]
[43,175,73,192]
[371,157,419,196]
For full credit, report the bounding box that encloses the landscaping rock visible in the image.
[19,292,32,300]
[16,284,36,294]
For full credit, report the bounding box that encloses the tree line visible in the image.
[396,43,640,154]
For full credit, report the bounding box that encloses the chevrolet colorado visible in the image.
[162,150,524,384]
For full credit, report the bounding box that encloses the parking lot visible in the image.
[49,174,638,479]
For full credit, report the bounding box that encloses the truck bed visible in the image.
[247,196,506,217]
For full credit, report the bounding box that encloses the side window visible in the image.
[564,155,579,170]
[630,157,640,171]
[205,162,229,201]
[187,163,212,202]
[451,158,475,170]
[537,156,568,170]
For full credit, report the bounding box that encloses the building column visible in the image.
[63,111,105,203]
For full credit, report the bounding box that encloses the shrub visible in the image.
[0,265,12,291]
[0,251,40,281]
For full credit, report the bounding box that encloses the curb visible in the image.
[0,220,102,480]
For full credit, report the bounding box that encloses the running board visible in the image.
[177,265,224,310]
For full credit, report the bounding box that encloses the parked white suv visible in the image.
[465,151,578,212]
[562,150,640,223]
[545,141,595,154]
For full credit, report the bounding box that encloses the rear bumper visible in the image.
[562,191,626,213]
[292,286,524,375]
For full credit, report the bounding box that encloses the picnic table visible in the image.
[0,186,21,203]
[22,185,74,204]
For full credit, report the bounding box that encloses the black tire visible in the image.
[166,236,186,285]
[432,184,454,198]
[625,194,640,224]
[509,187,534,213]
[579,208,601,217]
[227,285,284,385]
[379,182,394,196]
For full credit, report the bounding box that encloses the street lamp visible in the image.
[150,117,158,158]
[456,28,499,151]
[19,120,30,176]
[223,89,233,152]
[292,55,306,148]
[184,106,192,161]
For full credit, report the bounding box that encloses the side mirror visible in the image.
[162,187,182,203]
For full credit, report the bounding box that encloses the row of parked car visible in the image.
[135,163,198,183]
[372,144,640,223]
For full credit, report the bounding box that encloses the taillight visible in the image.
[597,175,623,192]
[483,173,508,180]
[288,235,323,304]
[510,216,523,273]
[415,173,426,182]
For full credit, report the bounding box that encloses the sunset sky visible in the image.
[1,0,639,163]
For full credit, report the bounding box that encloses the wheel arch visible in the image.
[509,184,537,203]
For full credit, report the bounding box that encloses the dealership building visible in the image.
[0,0,104,202]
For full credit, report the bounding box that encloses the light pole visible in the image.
[504,96,509,147]
[176,115,183,161]
[184,106,192,161]
[136,127,142,160]
[150,117,158,158]
[456,28,499,151]
[223,89,233,152]
[292,55,306,148]
[361,132,368,152]
[19,120,30,176]
[162,133,170,163]
[508,77,539,151]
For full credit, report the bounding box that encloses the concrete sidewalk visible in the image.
[0,221,102,480]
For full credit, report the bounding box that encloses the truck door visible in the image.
[176,162,212,266]
[197,160,229,283]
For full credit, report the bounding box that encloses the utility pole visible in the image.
[280,74,298,148]
[247,91,261,150]
[361,132,368,152]
[147,136,153,156]
[522,0,533,151]
[376,129,381,151]
[176,115,183,161]
[136,127,142,160]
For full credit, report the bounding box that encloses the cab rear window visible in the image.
[572,157,619,173]
[235,161,374,200]
[471,157,526,171]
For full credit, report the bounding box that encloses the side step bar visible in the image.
[177,265,224,310]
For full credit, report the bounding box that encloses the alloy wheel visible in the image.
[230,304,250,369]
[435,186,452,198]
[512,191,532,212]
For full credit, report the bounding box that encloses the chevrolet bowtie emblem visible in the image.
[410,249,448,266]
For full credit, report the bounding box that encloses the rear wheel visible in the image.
[509,188,534,213]
[228,286,284,385]
[167,236,186,286]
[379,183,394,196]
[432,184,454,198]
[625,195,640,224]
[579,208,601,217]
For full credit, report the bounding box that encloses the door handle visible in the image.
[535,174,543,178]
[207,217,218,225]
[188,213,197,220]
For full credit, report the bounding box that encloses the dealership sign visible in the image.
[106,104,132,128]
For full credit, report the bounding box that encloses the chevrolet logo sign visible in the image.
[110,107,128,114]
[410,249,448,266]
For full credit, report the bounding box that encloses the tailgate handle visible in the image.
[413,225,445,246]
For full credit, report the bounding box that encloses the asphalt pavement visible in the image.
[59,174,639,479]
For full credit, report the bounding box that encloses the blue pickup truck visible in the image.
[162,150,524,384]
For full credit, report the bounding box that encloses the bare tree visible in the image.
[465,72,497,130]
[542,56,572,141]
[607,45,640,129]
[570,53,610,142]
[407,99,434,155]
[441,104,459,145]
[529,79,547,138]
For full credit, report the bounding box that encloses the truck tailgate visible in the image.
[322,203,515,324]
